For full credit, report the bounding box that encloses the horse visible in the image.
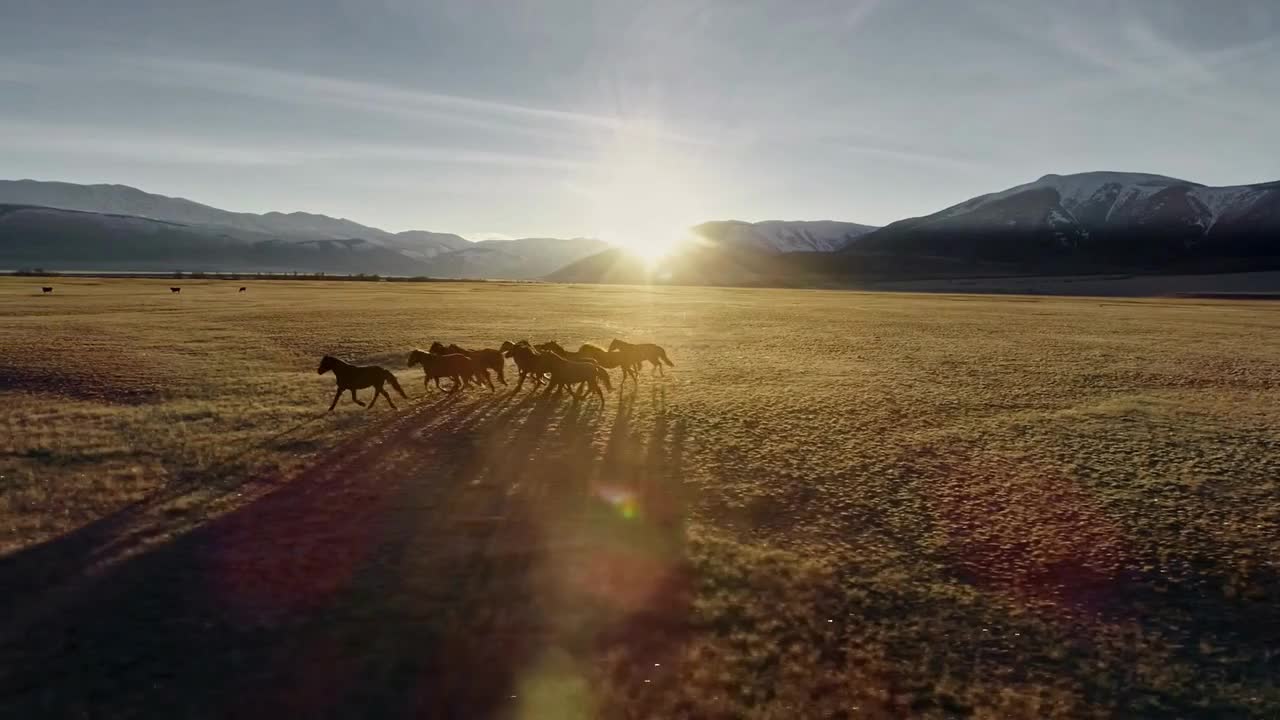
[41,287,52,294]
[408,349,492,392]
[534,340,586,360]
[576,343,640,383]
[500,341,550,391]
[541,350,611,402]
[429,341,506,385]
[608,339,674,375]
[317,355,407,411]
[170,287,181,293]
[238,287,246,293]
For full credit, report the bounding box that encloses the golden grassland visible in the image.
[0,276,1278,718]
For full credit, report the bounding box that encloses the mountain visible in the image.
[0,180,604,278]
[845,172,1280,269]
[417,237,608,280]
[693,220,878,253]
[0,204,427,275]
[0,179,470,260]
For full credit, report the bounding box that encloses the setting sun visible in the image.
[579,145,707,267]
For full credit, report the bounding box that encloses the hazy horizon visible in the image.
[3,0,1278,242]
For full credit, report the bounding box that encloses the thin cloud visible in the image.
[112,56,708,146]
[0,121,595,171]
[829,142,993,174]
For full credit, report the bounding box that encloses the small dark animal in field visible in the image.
[317,355,407,411]
[541,350,611,402]
[408,349,492,392]
[429,341,507,385]
[500,340,550,391]
[609,339,674,376]
[41,287,52,293]
[238,287,246,292]
[170,287,181,293]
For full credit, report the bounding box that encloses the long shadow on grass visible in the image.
[0,383,690,718]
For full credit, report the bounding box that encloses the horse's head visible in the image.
[407,350,422,368]
[499,340,515,355]
[428,341,447,355]
[317,355,335,375]
[608,339,623,351]
[536,341,564,354]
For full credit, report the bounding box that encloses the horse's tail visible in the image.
[384,371,408,398]
[658,347,675,366]
[594,366,613,392]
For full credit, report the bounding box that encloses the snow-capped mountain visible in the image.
[849,171,1280,265]
[694,219,879,253]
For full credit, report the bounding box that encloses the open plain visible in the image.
[0,277,1277,718]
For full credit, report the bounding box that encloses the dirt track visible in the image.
[0,385,691,718]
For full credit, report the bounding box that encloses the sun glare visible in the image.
[582,146,706,270]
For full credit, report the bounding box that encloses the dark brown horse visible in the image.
[238,287,246,292]
[170,287,181,293]
[609,339,674,375]
[41,287,52,293]
[317,355,407,411]
[541,350,611,402]
[408,349,492,392]
[500,341,550,391]
[576,342,640,383]
[429,342,507,385]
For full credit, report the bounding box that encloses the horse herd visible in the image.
[317,339,674,411]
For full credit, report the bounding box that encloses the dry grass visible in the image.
[0,276,1278,718]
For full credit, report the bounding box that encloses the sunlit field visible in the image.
[1,277,1278,718]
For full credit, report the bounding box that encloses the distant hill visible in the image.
[0,204,428,275]
[845,172,1280,269]
[0,180,604,278]
[693,219,878,253]
[547,171,1280,286]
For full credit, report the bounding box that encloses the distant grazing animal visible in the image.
[238,287,246,293]
[500,341,550,391]
[41,287,52,294]
[429,341,506,385]
[317,355,407,411]
[609,339,674,376]
[542,350,611,402]
[408,349,492,392]
[576,343,640,383]
[170,287,181,293]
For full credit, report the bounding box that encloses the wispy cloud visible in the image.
[829,142,992,174]
[109,56,708,146]
[0,120,594,171]
[974,0,1279,120]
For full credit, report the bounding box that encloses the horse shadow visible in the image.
[0,383,690,719]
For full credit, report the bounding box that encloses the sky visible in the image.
[2,0,1278,243]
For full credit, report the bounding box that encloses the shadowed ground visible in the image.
[1,387,690,718]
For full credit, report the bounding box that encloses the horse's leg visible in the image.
[590,378,603,402]
[328,387,343,411]
[366,386,379,409]
[350,388,365,406]
[381,385,397,410]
